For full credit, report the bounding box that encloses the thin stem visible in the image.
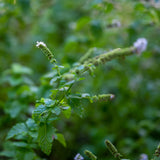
[55,82,74,107]
[87,47,135,65]
[79,48,95,64]
[71,47,136,75]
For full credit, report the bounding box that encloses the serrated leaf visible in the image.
[67,97,86,118]
[38,124,55,155]
[51,89,59,98]
[6,123,28,140]
[51,89,64,100]
[51,106,61,115]
[26,119,38,138]
[62,106,71,119]
[50,76,61,85]
[39,98,55,107]
[32,105,47,123]
[26,118,37,130]
[55,133,66,147]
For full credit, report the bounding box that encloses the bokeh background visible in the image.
[0,0,160,159]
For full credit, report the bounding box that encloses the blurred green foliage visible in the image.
[0,0,160,160]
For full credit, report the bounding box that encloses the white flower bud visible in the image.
[133,38,148,54]
[36,41,47,48]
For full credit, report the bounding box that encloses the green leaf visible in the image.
[51,106,61,115]
[33,105,48,123]
[62,106,71,119]
[7,76,23,86]
[0,150,15,158]
[16,150,39,160]
[149,9,159,24]
[76,16,90,31]
[12,142,28,148]
[16,85,36,97]
[105,2,114,13]
[26,119,38,138]
[134,3,145,12]
[5,101,22,118]
[23,152,40,160]
[6,123,28,140]
[38,124,55,155]
[67,96,87,118]
[65,80,75,86]
[11,63,33,75]
[50,76,61,85]
[55,133,66,147]
[38,98,55,107]
[26,118,37,130]
[51,89,64,100]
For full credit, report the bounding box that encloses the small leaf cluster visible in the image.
[0,63,37,119]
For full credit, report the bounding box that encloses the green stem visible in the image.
[105,140,122,160]
[84,150,97,160]
[87,47,135,66]
[56,83,74,106]
[79,48,95,64]
[72,47,136,75]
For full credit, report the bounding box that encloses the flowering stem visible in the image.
[153,143,160,160]
[36,42,56,64]
[105,140,122,160]
[36,41,61,77]
[84,150,97,160]
[79,48,95,64]
[72,47,136,75]
[87,47,135,66]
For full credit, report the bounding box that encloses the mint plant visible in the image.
[0,38,149,160]
[1,1,160,159]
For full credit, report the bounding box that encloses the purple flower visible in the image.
[112,19,121,27]
[74,153,84,160]
[133,38,148,54]
[110,94,115,100]
[140,153,148,160]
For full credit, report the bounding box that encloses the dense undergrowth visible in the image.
[0,0,160,160]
